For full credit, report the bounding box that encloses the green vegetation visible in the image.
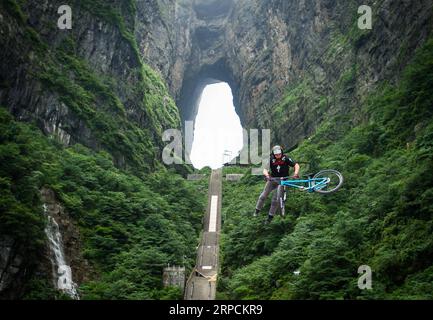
[3,0,26,23]
[0,106,205,299]
[38,50,157,172]
[2,0,432,301]
[219,39,433,300]
[0,111,47,258]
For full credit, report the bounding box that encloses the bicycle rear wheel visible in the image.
[312,170,343,194]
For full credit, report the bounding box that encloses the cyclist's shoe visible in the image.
[253,209,260,217]
[264,214,274,224]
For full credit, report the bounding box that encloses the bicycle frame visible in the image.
[270,177,330,193]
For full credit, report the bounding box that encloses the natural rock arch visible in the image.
[177,58,242,126]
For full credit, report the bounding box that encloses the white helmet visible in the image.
[272,145,283,155]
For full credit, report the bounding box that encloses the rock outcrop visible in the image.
[40,187,91,290]
[0,236,24,298]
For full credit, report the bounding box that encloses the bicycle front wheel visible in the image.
[312,170,344,194]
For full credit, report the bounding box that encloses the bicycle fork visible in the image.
[279,185,286,216]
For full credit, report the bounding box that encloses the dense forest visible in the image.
[0,105,209,299]
[0,105,208,299]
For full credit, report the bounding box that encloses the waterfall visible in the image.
[43,204,80,299]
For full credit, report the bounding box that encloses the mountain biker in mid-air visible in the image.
[254,145,300,223]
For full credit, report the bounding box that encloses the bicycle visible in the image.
[266,169,344,216]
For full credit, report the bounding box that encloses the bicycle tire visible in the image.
[312,169,344,194]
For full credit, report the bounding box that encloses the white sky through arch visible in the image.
[190,82,243,170]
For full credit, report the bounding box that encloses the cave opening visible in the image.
[189,82,243,170]
[193,0,233,20]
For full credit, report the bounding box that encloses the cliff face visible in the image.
[40,187,92,289]
[1,0,432,157]
[0,0,181,170]
[138,0,433,147]
[0,188,91,299]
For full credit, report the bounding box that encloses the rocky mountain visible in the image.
[1,0,432,159]
[136,0,433,146]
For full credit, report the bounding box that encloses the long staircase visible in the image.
[184,169,222,300]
